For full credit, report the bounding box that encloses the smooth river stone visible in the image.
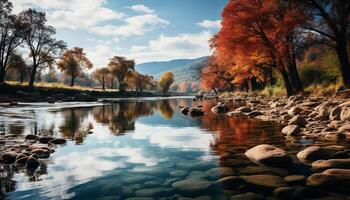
[297,146,330,161]
[306,169,350,187]
[205,167,235,179]
[312,159,350,170]
[240,174,287,188]
[282,125,300,136]
[172,178,211,193]
[230,192,264,200]
[245,144,292,167]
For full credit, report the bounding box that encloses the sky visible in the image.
[11,0,227,67]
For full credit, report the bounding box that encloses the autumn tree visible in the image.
[19,9,66,87]
[108,56,135,92]
[93,67,110,90]
[7,52,28,84]
[158,72,174,93]
[0,0,27,83]
[294,0,350,88]
[211,0,305,96]
[57,47,93,87]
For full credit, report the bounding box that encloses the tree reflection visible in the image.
[157,100,174,119]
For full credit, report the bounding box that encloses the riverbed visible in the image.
[0,97,349,199]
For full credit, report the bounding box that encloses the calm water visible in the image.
[0,97,285,199]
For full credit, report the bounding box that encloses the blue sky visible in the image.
[12,0,227,67]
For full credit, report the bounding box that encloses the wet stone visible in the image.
[240,174,287,188]
[245,144,292,167]
[284,175,306,185]
[172,178,211,193]
[170,170,188,177]
[230,192,264,200]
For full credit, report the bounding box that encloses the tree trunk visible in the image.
[28,65,37,88]
[0,66,5,83]
[110,77,114,89]
[279,68,294,96]
[70,76,75,87]
[20,73,24,84]
[335,39,350,88]
[102,77,105,91]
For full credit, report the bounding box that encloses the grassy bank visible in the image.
[0,82,180,102]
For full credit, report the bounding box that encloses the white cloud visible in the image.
[90,14,169,37]
[11,0,124,29]
[130,31,213,63]
[128,4,154,14]
[197,19,221,29]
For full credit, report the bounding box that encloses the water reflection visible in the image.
[0,98,286,199]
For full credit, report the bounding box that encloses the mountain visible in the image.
[136,56,209,82]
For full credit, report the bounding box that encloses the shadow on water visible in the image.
[0,98,305,199]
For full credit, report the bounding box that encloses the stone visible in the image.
[306,169,350,187]
[180,107,190,115]
[338,124,350,132]
[273,187,298,199]
[215,176,242,189]
[240,174,287,188]
[330,106,342,120]
[25,134,39,140]
[39,136,55,144]
[205,167,235,179]
[227,111,243,117]
[288,106,303,115]
[289,115,307,127]
[296,146,330,161]
[134,187,170,197]
[1,151,18,164]
[230,192,264,200]
[236,106,252,113]
[189,108,205,117]
[26,155,40,170]
[312,159,350,170]
[340,106,350,121]
[31,149,50,158]
[30,143,50,150]
[170,170,188,177]
[282,125,300,136]
[246,111,263,117]
[172,178,211,193]
[237,166,289,176]
[211,102,229,114]
[245,144,291,167]
[15,156,28,165]
[284,175,305,185]
[50,138,67,144]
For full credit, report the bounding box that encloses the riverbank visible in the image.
[0,83,182,103]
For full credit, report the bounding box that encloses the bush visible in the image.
[299,65,339,87]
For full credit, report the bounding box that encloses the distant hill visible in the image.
[136,56,209,82]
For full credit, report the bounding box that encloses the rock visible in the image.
[297,146,330,161]
[205,167,235,179]
[39,136,54,144]
[282,125,300,136]
[245,144,292,167]
[232,99,246,108]
[227,111,243,117]
[289,115,307,127]
[215,176,243,189]
[230,192,264,200]
[26,155,40,170]
[25,134,39,140]
[236,106,252,113]
[237,166,289,176]
[172,178,211,193]
[1,151,18,164]
[211,102,229,114]
[307,169,350,187]
[31,149,50,158]
[15,156,29,165]
[180,107,190,115]
[312,159,350,170]
[340,106,350,121]
[330,106,342,120]
[189,108,205,117]
[240,174,287,188]
[50,138,67,144]
[284,175,305,185]
[170,170,188,177]
[338,124,350,132]
[134,187,170,197]
[246,111,263,117]
[46,97,55,104]
[30,143,50,150]
[273,187,298,199]
[73,93,97,102]
[288,106,303,115]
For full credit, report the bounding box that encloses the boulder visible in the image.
[25,134,39,140]
[15,156,28,165]
[281,125,300,136]
[189,108,205,117]
[26,155,40,170]
[240,174,287,188]
[312,158,350,170]
[288,106,303,115]
[50,138,67,144]
[31,149,50,158]
[180,107,190,115]
[289,115,307,127]
[245,144,292,167]
[236,106,252,113]
[211,102,229,114]
[297,146,330,161]
[307,169,350,187]
[39,136,55,144]
[1,151,18,164]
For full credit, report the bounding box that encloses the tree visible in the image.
[108,56,135,92]
[295,0,350,88]
[19,9,66,87]
[0,0,27,83]
[7,52,28,84]
[158,72,174,93]
[57,47,93,87]
[211,0,305,96]
[93,67,110,90]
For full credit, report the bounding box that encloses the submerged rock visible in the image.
[172,178,211,193]
[245,144,291,167]
[240,174,287,188]
[297,146,330,161]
